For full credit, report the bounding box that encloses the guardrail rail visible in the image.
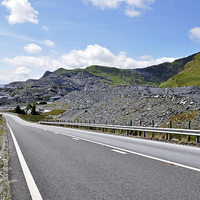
[39,120,200,143]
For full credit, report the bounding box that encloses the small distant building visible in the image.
[49,96,62,102]
[0,113,3,117]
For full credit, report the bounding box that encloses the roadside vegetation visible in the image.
[13,104,66,122]
[0,117,11,199]
[160,110,200,143]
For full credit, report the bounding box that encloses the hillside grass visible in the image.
[85,65,160,86]
[160,53,200,87]
[85,65,130,85]
[160,110,200,142]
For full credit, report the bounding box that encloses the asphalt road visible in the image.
[5,113,200,200]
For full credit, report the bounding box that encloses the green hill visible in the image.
[85,65,147,85]
[160,53,200,87]
[137,52,198,84]
[84,53,198,86]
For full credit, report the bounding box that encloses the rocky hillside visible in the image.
[0,52,199,105]
[49,85,200,129]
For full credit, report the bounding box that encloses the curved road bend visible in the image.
[5,113,200,200]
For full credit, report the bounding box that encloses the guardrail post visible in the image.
[130,120,132,126]
[113,129,115,134]
[169,120,172,140]
[143,131,146,138]
[188,121,191,142]
[151,120,154,127]
[196,135,199,143]
[165,133,168,140]
[126,130,129,136]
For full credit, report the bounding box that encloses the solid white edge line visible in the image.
[57,131,200,172]
[7,121,43,200]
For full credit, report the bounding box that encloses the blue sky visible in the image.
[0,0,200,84]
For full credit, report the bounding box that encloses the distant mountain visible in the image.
[2,52,200,103]
[160,53,200,87]
[0,84,5,88]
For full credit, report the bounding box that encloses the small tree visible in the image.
[14,105,25,114]
[31,104,37,115]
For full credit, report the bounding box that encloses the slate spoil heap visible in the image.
[52,85,200,129]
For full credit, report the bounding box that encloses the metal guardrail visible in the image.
[39,121,200,143]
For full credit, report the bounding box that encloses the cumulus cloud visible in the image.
[2,56,64,71]
[140,55,153,60]
[2,44,176,72]
[1,0,39,24]
[0,67,31,83]
[84,0,155,17]
[14,66,30,76]
[42,40,55,47]
[60,44,175,69]
[23,43,42,54]
[189,27,200,43]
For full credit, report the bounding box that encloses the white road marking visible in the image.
[7,122,43,200]
[9,118,200,173]
[73,137,79,140]
[112,149,127,154]
[53,130,200,173]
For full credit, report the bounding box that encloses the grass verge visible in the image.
[0,117,11,200]
[18,109,66,122]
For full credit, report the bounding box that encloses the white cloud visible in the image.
[84,0,155,17]
[14,66,30,76]
[2,44,176,72]
[2,56,63,71]
[42,40,55,47]
[125,9,141,17]
[0,31,55,49]
[0,67,31,83]
[1,0,39,24]
[83,0,120,9]
[42,26,49,31]
[189,27,200,43]
[23,43,42,54]
[140,55,153,60]
[60,44,175,69]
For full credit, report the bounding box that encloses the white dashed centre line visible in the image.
[112,149,127,155]
[73,137,79,140]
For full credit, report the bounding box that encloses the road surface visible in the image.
[5,113,200,200]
